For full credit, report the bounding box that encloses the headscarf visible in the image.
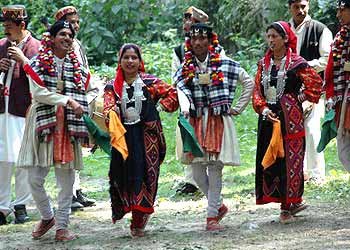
[113,43,145,97]
[264,21,297,69]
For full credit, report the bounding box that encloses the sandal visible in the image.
[290,202,308,216]
[279,210,295,224]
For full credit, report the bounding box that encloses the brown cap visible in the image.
[185,6,208,23]
[54,6,78,21]
[0,5,28,22]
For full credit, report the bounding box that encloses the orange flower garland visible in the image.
[182,32,224,85]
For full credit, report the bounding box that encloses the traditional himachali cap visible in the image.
[54,6,77,21]
[185,6,209,23]
[338,0,350,8]
[0,5,28,22]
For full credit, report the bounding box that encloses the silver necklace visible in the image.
[121,75,144,125]
[262,57,287,104]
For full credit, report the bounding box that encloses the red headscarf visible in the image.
[264,21,298,69]
[113,43,145,97]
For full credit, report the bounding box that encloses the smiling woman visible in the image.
[17,20,93,241]
[103,43,178,237]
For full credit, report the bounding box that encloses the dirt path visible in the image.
[1,197,350,250]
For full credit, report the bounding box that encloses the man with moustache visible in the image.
[171,6,209,195]
[55,6,98,209]
[174,23,253,230]
[0,5,40,225]
[289,0,333,184]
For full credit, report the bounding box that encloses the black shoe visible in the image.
[71,196,84,211]
[176,183,199,195]
[76,189,96,207]
[0,212,7,226]
[14,205,30,224]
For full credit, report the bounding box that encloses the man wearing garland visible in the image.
[171,6,209,195]
[54,6,98,209]
[325,0,350,171]
[174,23,254,230]
[288,0,333,183]
[0,4,40,225]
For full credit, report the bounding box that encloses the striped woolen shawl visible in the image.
[30,56,89,142]
[332,25,350,103]
[175,55,240,117]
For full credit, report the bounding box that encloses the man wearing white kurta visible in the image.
[0,5,40,225]
[289,0,333,182]
[54,6,98,208]
[174,23,254,231]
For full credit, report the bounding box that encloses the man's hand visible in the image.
[181,110,190,118]
[68,98,84,119]
[0,58,11,72]
[8,47,29,64]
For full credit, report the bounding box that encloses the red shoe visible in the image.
[55,229,78,241]
[206,217,224,231]
[32,218,55,239]
[217,204,228,222]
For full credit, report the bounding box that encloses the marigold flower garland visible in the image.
[182,32,224,85]
[332,25,350,64]
[36,32,83,90]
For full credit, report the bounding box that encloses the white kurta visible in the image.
[177,65,254,166]
[0,71,26,163]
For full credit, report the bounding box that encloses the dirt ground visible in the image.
[1,196,350,250]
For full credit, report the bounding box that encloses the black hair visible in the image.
[49,20,75,38]
[12,18,29,29]
[266,23,287,38]
[119,43,142,62]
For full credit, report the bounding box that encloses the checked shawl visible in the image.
[332,25,350,103]
[175,56,240,117]
[30,57,89,142]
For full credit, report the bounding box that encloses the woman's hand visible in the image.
[68,98,84,119]
[263,109,279,123]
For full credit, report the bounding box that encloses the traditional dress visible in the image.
[174,24,253,230]
[104,71,178,229]
[0,33,40,217]
[325,24,350,170]
[253,49,322,206]
[290,14,333,181]
[17,30,91,232]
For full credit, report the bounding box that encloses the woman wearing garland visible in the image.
[103,43,178,237]
[324,0,350,170]
[17,20,91,241]
[253,21,322,223]
[173,23,254,231]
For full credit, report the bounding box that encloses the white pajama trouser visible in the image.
[72,170,80,196]
[303,99,326,179]
[28,167,75,230]
[337,133,350,171]
[0,162,31,216]
[191,161,224,218]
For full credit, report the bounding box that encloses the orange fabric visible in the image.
[262,120,285,169]
[109,110,128,160]
[53,106,74,164]
[190,114,223,155]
